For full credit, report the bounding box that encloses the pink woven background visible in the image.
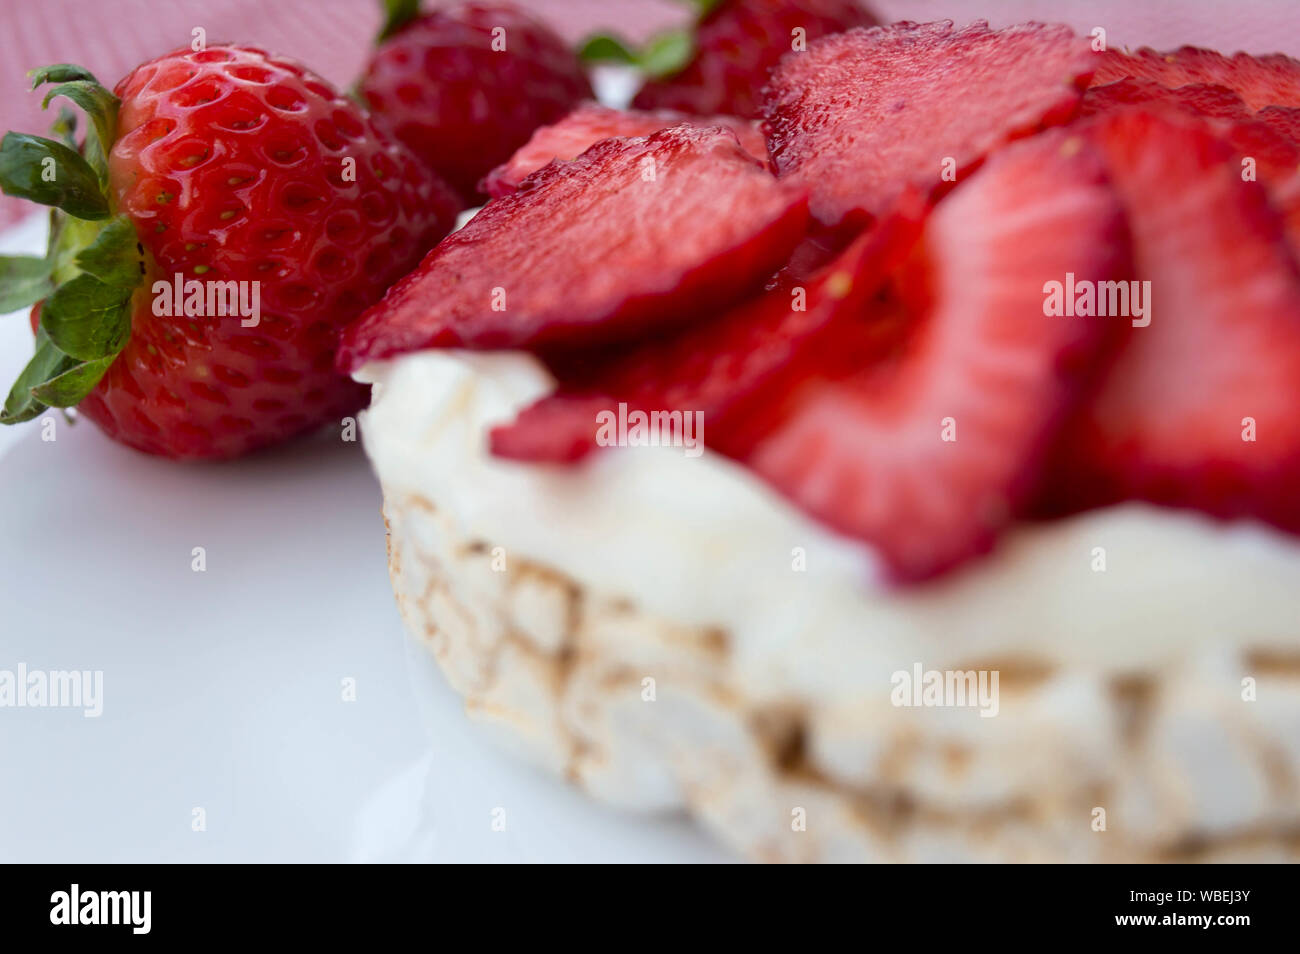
[0,0,1296,227]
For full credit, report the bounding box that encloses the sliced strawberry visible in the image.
[481,102,768,198]
[1080,79,1300,252]
[1275,172,1300,254]
[1080,80,1299,174]
[489,195,926,463]
[1258,105,1300,144]
[1216,119,1300,253]
[1092,46,1300,112]
[1082,78,1253,122]
[337,125,808,368]
[763,20,1095,226]
[1040,110,1300,532]
[719,131,1129,581]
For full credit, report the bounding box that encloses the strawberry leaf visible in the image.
[29,353,114,408]
[28,64,100,87]
[40,81,119,184]
[578,30,694,79]
[639,30,694,78]
[578,34,640,66]
[40,273,132,362]
[377,0,422,42]
[75,215,142,288]
[0,329,74,424]
[0,255,53,312]
[0,132,109,220]
[0,62,132,427]
[50,107,78,150]
[672,0,724,15]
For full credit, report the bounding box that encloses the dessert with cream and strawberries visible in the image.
[342,20,1300,861]
[4,1,1298,863]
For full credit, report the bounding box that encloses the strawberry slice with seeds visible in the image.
[720,131,1129,581]
[1091,46,1300,112]
[763,20,1096,226]
[1082,78,1254,122]
[1258,105,1300,144]
[489,194,926,463]
[1079,80,1300,181]
[337,125,808,367]
[482,102,769,198]
[1039,110,1300,532]
[1080,78,1300,250]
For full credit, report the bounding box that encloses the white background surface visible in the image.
[0,214,728,864]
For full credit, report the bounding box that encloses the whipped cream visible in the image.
[357,351,1300,704]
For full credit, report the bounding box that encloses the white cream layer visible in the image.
[358,351,1300,704]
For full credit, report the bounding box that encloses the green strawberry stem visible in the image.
[666,0,724,15]
[578,29,695,79]
[0,64,143,425]
[577,0,721,78]
[376,0,422,43]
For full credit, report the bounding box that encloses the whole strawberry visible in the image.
[618,0,880,119]
[0,46,460,459]
[358,1,593,203]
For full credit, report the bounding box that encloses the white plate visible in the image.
[0,214,728,863]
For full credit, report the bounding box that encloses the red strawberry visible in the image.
[1039,110,1300,532]
[763,20,1096,226]
[481,101,769,198]
[624,0,880,120]
[489,193,925,463]
[1213,120,1300,252]
[1091,46,1300,112]
[1082,78,1254,122]
[720,131,1129,581]
[1275,172,1300,253]
[358,1,592,204]
[1079,78,1300,249]
[1080,80,1300,181]
[1258,105,1300,144]
[0,48,459,459]
[337,124,808,366]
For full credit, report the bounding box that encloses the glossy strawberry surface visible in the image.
[482,101,768,198]
[1091,45,1300,112]
[632,0,879,119]
[714,131,1131,580]
[764,20,1095,225]
[358,2,592,203]
[489,198,924,463]
[338,124,808,363]
[87,45,459,459]
[1039,110,1300,531]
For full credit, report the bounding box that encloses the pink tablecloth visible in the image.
[0,0,1296,227]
